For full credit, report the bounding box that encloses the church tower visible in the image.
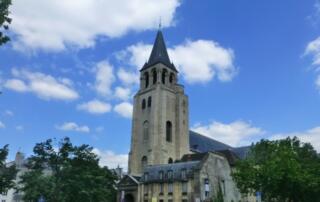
[128,30,190,176]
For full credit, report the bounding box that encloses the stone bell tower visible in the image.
[128,30,190,176]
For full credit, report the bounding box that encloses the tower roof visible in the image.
[140,30,177,72]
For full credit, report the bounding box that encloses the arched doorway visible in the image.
[124,193,134,202]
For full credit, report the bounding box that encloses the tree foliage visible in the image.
[0,0,12,45]
[19,138,117,202]
[0,144,17,194]
[232,137,320,202]
[212,184,224,202]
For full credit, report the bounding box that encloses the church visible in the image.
[117,30,256,202]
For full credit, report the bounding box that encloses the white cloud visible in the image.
[10,0,180,51]
[4,110,14,116]
[95,126,104,133]
[4,79,28,92]
[114,87,131,100]
[0,121,5,129]
[192,120,265,147]
[5,69,79,101]
[93,148,128,171]
[95,61,115,97]
[170,40,236,83]
[305,37,320,91]
[305,37,320,66]
[316,75,320,90]
[16,125,24,131]
[114,102,133,118]
[77,99,112,114]
[270,127,320,152]
[117,68,139,86]
[119,40,236,84]
[56,122,90,133]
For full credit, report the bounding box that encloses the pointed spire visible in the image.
[141,30,177,72]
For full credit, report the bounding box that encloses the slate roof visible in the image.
[189,130,251,160]
[141,161,200,183]
[140,30,177,72]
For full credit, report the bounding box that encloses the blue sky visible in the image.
[1,0,320,169]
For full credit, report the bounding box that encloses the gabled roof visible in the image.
[140,30,177,72]
[189,130,233,152]
[189,130,251,160]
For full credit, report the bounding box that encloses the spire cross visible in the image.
[159,17,162,30]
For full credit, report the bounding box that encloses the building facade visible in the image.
[118,30,257,202]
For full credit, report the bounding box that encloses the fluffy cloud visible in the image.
[4,79,28,92]
[192,120,265,147]
[305,37,320,66]
[114,102,133,118]
[95,61,115,97]
[170,40,236,83]
[305,37,320,91]
[16,125,24,131]
[4,69,79,101]
[114,87,131,100]
[4,110,14,116]
[117,68,139,86]
[56,122,90,133]
[270,126,320,152]
[93,148,128,171]
[77,99,112,114]
[119,40,236,84]
[0,121,5,129]
[10,0,180,51]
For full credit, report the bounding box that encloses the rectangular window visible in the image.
[168,183,173,194]
[182,182,188,194]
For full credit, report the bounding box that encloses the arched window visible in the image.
[142,99,146,109]
[143,121,149,140]
[169,73,174,84]
[166,121,172,142]
[141,156,148,170]
[145,72,149,88]
[152,69,157,84]
[147,96,152,107]
[168,158,173,164]
[161,69,167,84]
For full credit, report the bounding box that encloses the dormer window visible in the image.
[159,171,164,180]
[181,169,187,179]
[167,170,173,180]
[144,172,149,181]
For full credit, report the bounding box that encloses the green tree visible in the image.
[212,184,224,202]
[0,0,12,45]
[19,138,117,202]
[232,137,320,202]
[0,144,17,194]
